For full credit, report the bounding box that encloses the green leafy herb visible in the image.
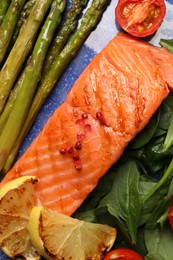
[145,225,173,260]
[129,110,160,149]
[162,114,173,152]
[160,39,173,53]
[99,161,141,244]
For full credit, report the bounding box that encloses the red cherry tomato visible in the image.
[168,205,173,229]
[115,0,166,37]
[103,248,144,260]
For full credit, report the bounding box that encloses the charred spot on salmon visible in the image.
[96,112,105,124]
[59,147,67,154]
[75,141,82,150]
[81,112,88,119]
[67,146,74,154]
[84,124,91,132]
[31,178,38,184]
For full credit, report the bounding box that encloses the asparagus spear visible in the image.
[0,0,89,134]
[0,74,24,135]
[8,0,37,51]
[0,0,66,172]
[0,0,53,115]
[0,0,11,25]
[43,0,89,75]
[2,0,111,174]
[0,0,38,131]
[0,0,27,66]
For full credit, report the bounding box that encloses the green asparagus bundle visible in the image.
[0,0,88,135]
[2,0,111,174]
[0,0,53,114]
[43,0,89,75]
[0,0,66,171]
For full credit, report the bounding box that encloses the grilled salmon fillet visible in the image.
[1,33,173,215]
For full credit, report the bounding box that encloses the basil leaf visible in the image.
[99,160,141,244]
[145,225,173,260]
[160,39,173,53]
[162,117,173,152]
[138,135,173,173]
[74,209,98,223]
[158,94,173,131]
[139,181,156,202]
[143,159,173,204]
[129,110,160,149]
[141,159,173,227]
[75,167,115,213]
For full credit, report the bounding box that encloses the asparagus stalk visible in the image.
[8,0,37,51]
[0,0,27,66]
[0,0,53,115]
[0,74,24,135]
[0,0,88,134]
[0,0,38,132]
[43,0,89,75]
[2,0,111,174]
[0,0,66,172]
[0,0,11,25]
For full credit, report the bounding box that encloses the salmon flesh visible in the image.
[1,33,173,215]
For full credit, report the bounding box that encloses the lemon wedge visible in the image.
[29,205,117,260]
[0,176,40,259]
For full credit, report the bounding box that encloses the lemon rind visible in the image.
[0,175,37,199]
[29,206,52,260]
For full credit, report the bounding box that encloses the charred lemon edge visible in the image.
[0,175,38,258]
[29,205,117,260]
[28,206,52,260]
[0,175,37,199]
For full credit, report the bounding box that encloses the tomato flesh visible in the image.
[115,0,166,37]
[103,248,144,260]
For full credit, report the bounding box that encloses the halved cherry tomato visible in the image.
[115,0,166,37]
[103,248,144,260]
[168,205,173,229]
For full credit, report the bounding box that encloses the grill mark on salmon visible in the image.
[1,32,173,215]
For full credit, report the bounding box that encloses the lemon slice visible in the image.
[0,176,40,259]
[29,205,117,260]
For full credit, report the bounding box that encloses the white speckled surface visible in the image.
[0,0,173,259]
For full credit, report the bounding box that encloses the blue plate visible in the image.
[0,0,173,259]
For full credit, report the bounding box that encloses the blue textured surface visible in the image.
[1,0,173,259]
